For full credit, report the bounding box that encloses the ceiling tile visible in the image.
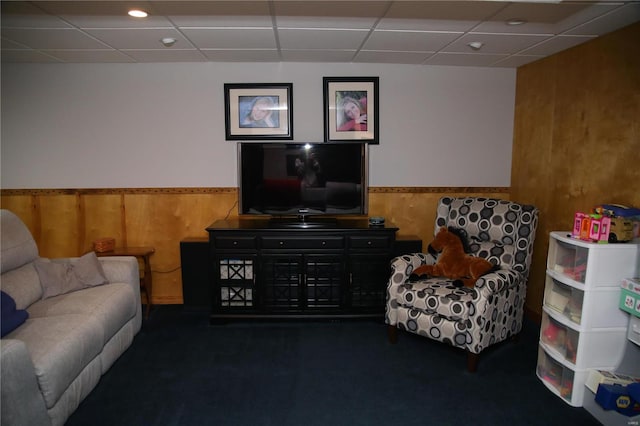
[276,16,377,29]
[491,55,544,68]
[44,49,136,63]
[383,1,503,21]
[1,28,110,49]
[274,1,387,18]
[278,28,368,49]
[170,14,273,28]
[446,33,551,54]
[565,2,640,36]
[153,1,272,16]
[424,52,509,67]
[62,15,175,29]
[364,30,461,51]
[200,49,280,62]
[1,49,62,63]
[354,50,430,64]
[280,49,356,62]
[182,28,276,49]
[85,28,186,49]
[122,49,207,62]
[520,34,596,56]
[0,13,72,29]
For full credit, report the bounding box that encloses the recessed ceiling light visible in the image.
[506,18,527,26]
[467,41,484,51]
[128,9,148,18]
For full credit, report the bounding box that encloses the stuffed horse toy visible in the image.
[410,226,496,288]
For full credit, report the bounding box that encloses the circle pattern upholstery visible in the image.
[387,197,539,358]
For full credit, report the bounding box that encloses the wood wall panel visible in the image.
[1,187,507,305]
[512,22,640,319]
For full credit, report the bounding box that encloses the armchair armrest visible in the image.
[474,269,523,296]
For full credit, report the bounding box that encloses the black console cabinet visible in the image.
[206,218,398,322]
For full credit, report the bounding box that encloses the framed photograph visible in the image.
[323,77,379,144]
[224,83,293,140]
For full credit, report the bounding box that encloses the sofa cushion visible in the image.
[0,210,39,274]
[6,314,104,409]
[0,263,43,310]
[1,291,29,337]
[27,283,137,344]
[35,252,108,299]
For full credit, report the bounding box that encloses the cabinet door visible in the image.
[260,254,303,310]
[303,254,345,309]
[348,254,392,310]
[215,255,257,310]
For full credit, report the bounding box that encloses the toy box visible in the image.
[620,278,640,318]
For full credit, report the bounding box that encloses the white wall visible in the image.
[0,62,515,189]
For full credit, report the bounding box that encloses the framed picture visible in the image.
[323,76,379,144]
[224,83,293,140]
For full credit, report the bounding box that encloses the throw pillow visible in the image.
[34,252,109,299]
[1,290,29,337]
[73,251,109,287]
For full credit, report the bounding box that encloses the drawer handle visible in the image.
[233,241,238,245]
[279,241,284,246]
[367,241,372,245]
[322,241,326,246]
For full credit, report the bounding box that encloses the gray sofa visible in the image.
[0,210,142,426]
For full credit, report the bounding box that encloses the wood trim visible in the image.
[2,186,509,196]
[0,187,238,196]
[369,186,509,193]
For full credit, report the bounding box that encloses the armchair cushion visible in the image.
[468,239,515,268]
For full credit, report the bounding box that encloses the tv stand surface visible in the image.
[206,218,398,322]
[268,216,338,229]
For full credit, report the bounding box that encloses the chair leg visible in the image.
[387,325,398,344]
[467,351,479,373]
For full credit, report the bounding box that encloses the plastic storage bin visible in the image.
[541,309,628,368]
[543,276,629,328]
[537,346,589,406]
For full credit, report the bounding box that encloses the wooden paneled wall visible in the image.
[1,187,508,305]
[511,22,640,319]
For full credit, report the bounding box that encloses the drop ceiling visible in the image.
[2,0,639,68]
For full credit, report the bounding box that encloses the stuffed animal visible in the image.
[410,226,496,288]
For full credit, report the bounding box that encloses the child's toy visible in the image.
[596,382,640,416]
[409,227,496,288]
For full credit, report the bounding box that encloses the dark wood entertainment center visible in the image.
[206,218,398,322]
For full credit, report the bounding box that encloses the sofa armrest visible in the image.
[98,256,142,329]
[1,339,51,426]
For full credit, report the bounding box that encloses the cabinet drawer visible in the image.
[214,236,257,249]
[261,236,344,249]
[349,236,391,249]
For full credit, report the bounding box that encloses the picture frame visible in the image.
[323,76,379,144]
[224,83,293,140]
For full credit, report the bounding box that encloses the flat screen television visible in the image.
[238,142,368,217]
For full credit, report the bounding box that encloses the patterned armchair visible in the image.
[386,197,539,372]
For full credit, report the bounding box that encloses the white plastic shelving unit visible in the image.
[536,232,639,407]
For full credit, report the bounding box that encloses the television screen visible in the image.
[238,142,368,216]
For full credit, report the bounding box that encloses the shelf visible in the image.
[538,231,639,408]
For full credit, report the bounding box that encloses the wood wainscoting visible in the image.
[1,187,509,306]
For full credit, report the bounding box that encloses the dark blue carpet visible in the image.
[67,306,599,426]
